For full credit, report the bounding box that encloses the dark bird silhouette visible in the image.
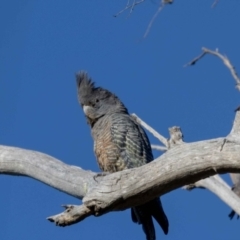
[229,173,240,220]
[76,71,169,240]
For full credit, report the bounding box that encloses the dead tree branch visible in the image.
[48,205,92,226]
[168,126,184,147]
[184,175,240,215]
[150,126,184,151]
[0,145,96,199]
[184,47,240,211]
[114,0,145,17]
[151,144,167,151]
[1,110,240,226]
[212,0,219,8]
[132,113,168,147]
[143,0,173,38]
[115,0,173,38]
[185,47,240,90]
[229,173,240,219]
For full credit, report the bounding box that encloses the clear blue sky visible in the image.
[1,1,240,239]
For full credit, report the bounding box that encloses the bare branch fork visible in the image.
[114,0,145,17]
[132,113,183,151]
[134,113,240,219]
[115,0,173,38]
[1,110,240,226]
[1,47,240,226]
[131,113,168,149]
[182,47,240,219]
[185,47,240,90]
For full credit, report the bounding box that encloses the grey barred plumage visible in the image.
[76,71,169,240]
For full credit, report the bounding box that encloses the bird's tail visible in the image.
[228,210,236,220]
[131,198,169,240]
[151,198,169,235]
[131,206,156,240]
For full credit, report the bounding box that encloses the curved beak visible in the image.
[83,105,92,115]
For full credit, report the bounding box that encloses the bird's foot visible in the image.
[93,172,110,182]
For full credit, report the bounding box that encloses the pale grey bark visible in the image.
[183,109,240,217]
[229,173,240,219]
[1,111,240,225]
[0,146,96,198]
[135,113,240,220]
[184,175,240,216]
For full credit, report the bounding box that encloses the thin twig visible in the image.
[114,0,145,17]
[143,0,173,38]
[211,0,219,8]
[143,1,165,38]
[130,0,137,14]
[132,113,168,147]
[185,47,240,91]
[115,0,173,37]
[151,144,168,151]
[184,52,206,67]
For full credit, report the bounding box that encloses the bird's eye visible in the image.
[95,99,99,103]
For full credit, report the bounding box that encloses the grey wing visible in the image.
[130,115,154,163]
[110,114,169,237]
[110,114,153,170]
